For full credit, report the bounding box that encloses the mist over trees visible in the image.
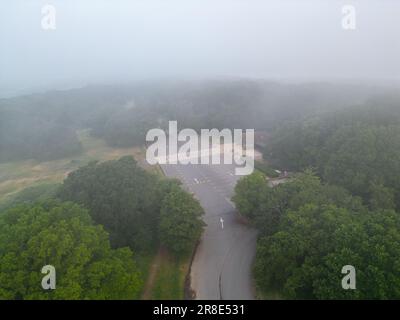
[267,95,400,210]
[0,108,82,162]
[1,79,400,299]
[1,0,399,302]
[0,81,387,163]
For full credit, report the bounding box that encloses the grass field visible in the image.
[0,129,161,206]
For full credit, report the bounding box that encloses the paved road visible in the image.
[161,162,257,300]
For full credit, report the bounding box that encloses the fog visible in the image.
[0,0,399,97]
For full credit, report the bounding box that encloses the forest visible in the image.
[233,94,400,299]
[266,94,400,210]
[1,81,400,299]
[0,81,385,162]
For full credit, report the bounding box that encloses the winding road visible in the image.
[161,162,257,300]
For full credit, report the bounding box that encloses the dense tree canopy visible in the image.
[232,171,269,222]
[159,185,205,255]
[0,201,141,300]
[57,156,205,255]
[234,97,400,299]
[233,171,362,237]
[0,155,204,300]
[233,171,400,299]
[255,204,400,299]
[57,156,160,251]
[267,100,400,210]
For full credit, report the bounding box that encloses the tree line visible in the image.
[0,81,377,163]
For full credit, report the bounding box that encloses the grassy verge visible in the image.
[143,161,195,300]
[150,250,191,300]
[133,252,155,299]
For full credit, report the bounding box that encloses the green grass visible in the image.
[0,129,159,204]
[0,183,60,211]
[150,252,190,300]
[133,252,155,300]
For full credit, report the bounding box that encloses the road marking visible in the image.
[220,217,224,229]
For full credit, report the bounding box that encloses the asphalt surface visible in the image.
[161,162,257,300]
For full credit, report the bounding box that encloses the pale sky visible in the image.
[0,0,399,96]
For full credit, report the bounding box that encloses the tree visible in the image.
[254,203,400,299]
[58,156,160,251]
[368,182,396,211]
[159,186,205,255]
[0,201,141,300]
[233,170,362,237]
[232,171,268,221]
[313,209,400,299]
